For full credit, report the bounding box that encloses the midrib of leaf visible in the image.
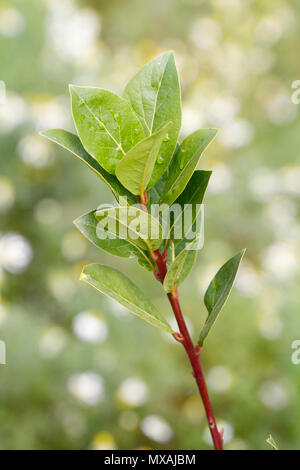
[170,253,186,292]
[164,202,202,247]
[149,61,169,134]
[74,90,125,155]
[140,84,151,134]
[99,210,155,255]
[164,148,199,196]
[84,220,155,270]
[83,274,167,329]
[208,272,236,317]
[184,183,205,205]
[140,145,156,196]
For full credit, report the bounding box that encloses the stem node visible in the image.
[173,332,185,343]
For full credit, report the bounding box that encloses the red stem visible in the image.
[153,249,223,451]
[138,193,223,450]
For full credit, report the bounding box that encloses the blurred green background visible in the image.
[0,0,300,450]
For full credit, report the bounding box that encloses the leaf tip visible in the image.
[79,271,90,282]
[69,84,80,96]
[72,217,79,228]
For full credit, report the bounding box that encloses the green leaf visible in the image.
[174,204,204,255]
[40,129,136,204]
[198,250,245,346]
[70,85,145,174]
[124,51,181,186]
[163,234,203,293]
[116,122,172,196]
[160,129,217,206]
[95,206,162,251]
[74,210,155,271]
[164,171,211,243]
[148,143,180,205]
[266,435,279,450]
[176,170,212,206]
[81,264,173,333]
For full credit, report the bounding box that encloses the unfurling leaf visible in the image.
[95,206,163,251]
[198,250,245,346]
[74,210,155,271]
[70,85,145,174]
[160,129,217,206]
[81,264,173,333]
[163,232,203,293]
[40,129,135,204]
[124,51,181,186]
[116,122,172,196]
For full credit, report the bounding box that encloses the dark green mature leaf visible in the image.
[198,250,245,346]
[176,170,212,206]
[116,122,172,196]
[95,206,162,251]
[74,210,154,271]
[40,129,136,204]
[160,129,217,206]
[174,206,204,256]
[70,85,145,174]
[148,171,169,206]
[124,51,181,186]
[164,171,211,243]
[163,234,203,293]
[81,264,173,333]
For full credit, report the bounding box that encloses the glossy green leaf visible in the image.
[176,170,212,206]
[116,122,172,196]
[74,210,154,271]
[164,171,211,243]
[163,234,203,293]
[174,204,204,256]
[81,264,173,333]
[124,51,181,186]
[160,129,217,206]
[148,143,180,205]
[198,250,245,346]
[70,85,145,174]
[95,206,162,251]
[40,129,136,204]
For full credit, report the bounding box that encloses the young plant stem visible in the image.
[138,194,223,450]
[153,249,223,451]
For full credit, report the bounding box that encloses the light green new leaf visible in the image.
[163,234,203,293]
[266,435,279,451]
[74,210,155,271]
[70,85,145,174]
[81,264,173,333]
[124,51,181,186]
[148,144,180,205]
[160,129,217,206]
[95,206,162,251]
[198,250,246,346]
[40,129,136,204]
[116,122,172,196]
